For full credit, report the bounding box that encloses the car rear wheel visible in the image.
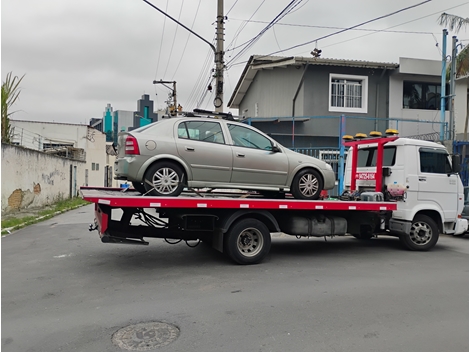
[143,161,185,197]
[291,168,323,200]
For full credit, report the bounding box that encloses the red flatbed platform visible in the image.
[80,187,397,211]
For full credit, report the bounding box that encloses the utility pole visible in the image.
[449,35,458,141]
[214,0,225,113]
[153,80,177,116]
[440,29,448,141]
[143,0,225,114]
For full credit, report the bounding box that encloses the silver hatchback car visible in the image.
[114,117,335,200]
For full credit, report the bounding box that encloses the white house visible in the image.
[9,120,111,187]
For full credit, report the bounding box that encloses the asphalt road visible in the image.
[2,204,468,352]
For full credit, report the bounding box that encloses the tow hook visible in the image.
[89,220,98,232]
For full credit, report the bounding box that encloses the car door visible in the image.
[176,120,232,182]
[227,123,288,186]
[417,147,459,221]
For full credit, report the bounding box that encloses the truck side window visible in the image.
[357,147,396,167]
[419,148,452,174]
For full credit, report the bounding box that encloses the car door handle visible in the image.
[236,153,245,157]
[185,147,195,151]
[419,177,426,182]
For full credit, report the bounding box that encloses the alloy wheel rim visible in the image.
[152,167,180,194]
[299,174,319,197]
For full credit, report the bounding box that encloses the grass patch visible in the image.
[1,197,90,234]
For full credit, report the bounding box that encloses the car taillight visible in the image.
[125,135,140,155]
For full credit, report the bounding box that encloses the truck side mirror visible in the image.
[452,154,461,173]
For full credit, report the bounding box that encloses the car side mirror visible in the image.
[452,154,461,173]
[271,144,281,153]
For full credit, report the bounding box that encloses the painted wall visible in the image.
[388,58,449,137]
[1,144,85,214]
[9,120,108,187]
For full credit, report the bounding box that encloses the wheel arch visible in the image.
[136,155,191,184]
[219,210,280,234]
[288,165,325,190]
[413,209,443,233]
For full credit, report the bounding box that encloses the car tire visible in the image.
[143,161,185,197]
[291,168,323,200]
[131,182,146,194]
[224,218,271,265]
[399,214,439,251]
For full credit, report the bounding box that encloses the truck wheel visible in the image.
[144,162,185,197]
[224,219,271,265]
[399,214,439,251]
[291,168,323,200]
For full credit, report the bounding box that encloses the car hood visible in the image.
[282,146,330,170]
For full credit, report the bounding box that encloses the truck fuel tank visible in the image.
[280,215,347,237]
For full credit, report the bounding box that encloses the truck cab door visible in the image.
[417,147,458,221]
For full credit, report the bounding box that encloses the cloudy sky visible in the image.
[2,0,468,124]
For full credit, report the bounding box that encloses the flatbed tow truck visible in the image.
[81,132,467,264]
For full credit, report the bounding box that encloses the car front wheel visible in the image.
[291,168,323,200]
[143,161,185,197]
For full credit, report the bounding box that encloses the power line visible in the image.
[171,0,202,80]
[163,0,185,78]
[226,0,240,16]
[259,0,433,58]
[154,0,169,80]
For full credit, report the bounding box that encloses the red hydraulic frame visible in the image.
[343,135,399,192]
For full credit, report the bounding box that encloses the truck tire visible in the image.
[291,168,323,200]
[224,218,271,265]
[399,214,439,251]
[143,161,185,197]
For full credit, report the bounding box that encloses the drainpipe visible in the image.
[375,68,387,131]
[292,64,310,149]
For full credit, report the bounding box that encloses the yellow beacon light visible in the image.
[369,131,382,137]
[385,129,399,136]
[354,133,367,139]
[342,135,354,141]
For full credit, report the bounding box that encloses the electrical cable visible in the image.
[250,0,433,59]
[154,0,169,81]
[171,0,202,80]
[163,0,185,78]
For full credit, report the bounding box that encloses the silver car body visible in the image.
[114,117,335,193]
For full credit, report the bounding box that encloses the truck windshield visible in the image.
[356,146,396,167]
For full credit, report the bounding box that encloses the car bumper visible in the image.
[322,169,336,190]
[114,157,141,181]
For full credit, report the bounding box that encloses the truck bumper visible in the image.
[453,218,468,235]
[389,218,411,236]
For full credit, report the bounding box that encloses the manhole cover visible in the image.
[112,322,180,351]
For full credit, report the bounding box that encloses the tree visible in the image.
[1,72,25,143]
[438,13,469,78]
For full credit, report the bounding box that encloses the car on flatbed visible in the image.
[114,116,335,200]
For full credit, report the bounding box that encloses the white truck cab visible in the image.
[343,135,468,244]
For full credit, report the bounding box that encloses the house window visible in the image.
[92,163,95,171]
[403,81,449,110]
[329,74,368,113]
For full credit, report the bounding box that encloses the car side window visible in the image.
[419,148,452,174]
[228,124,273,150]
[178,121,225,144]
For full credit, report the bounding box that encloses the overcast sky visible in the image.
[2,0,468,124]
